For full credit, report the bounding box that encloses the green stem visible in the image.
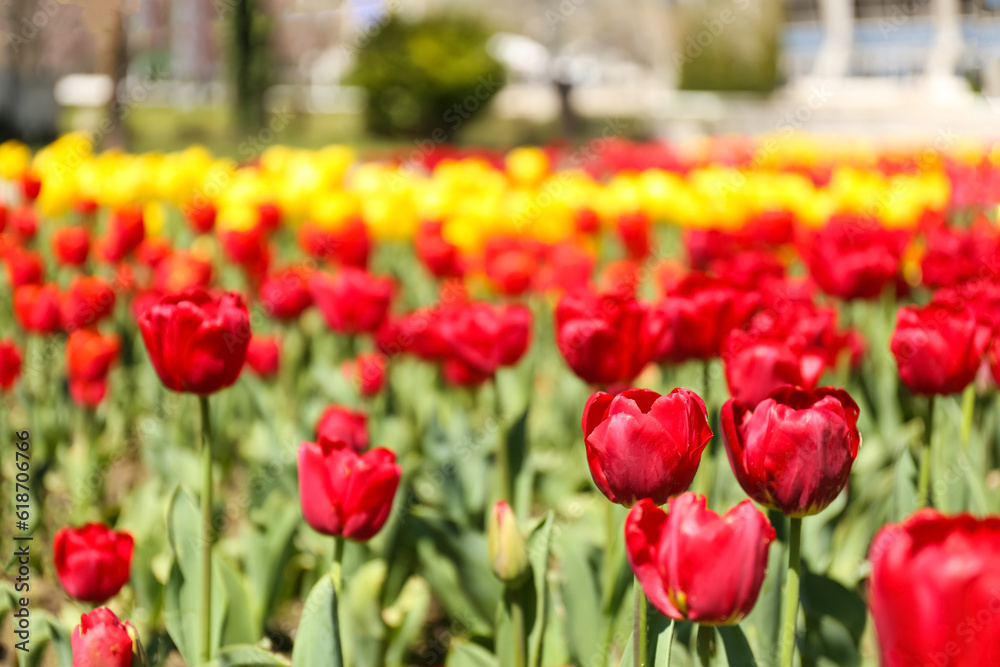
[494,378,510,503]
[960,385,975,451]
[696,361,714,500]
[633,576,648,667]
[511,595,527,667]
[917,396,935,510]
[780,517,802,667]
[664,619,675,667]
[600,504,619,667]
[331,536,346,667]
[696,625,714,666]
[199,395,213,664]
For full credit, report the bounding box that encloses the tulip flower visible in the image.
[71,607,144,667]
[244,335,280,378]
[135,238,172,268]
[257,201,282,232]
[0,339,22,391]
[626,493,775,624]
[415,220,463,278]
[52,226,91,267]
[185,202,217,234]
[721,386,861,517]
[259,267,313,321]
[299,216,371,269]
[100,206,145,262]
[310,268,393,335]
[800,216,909,301]
[534,242,594,294]
[583,388,712,506]
[154,251,213,293]
[62,276,116,332]
[653,272,761,363]
[869,510,1000,666]
[342,352,386,398]
[14,283,62,334]
[219,225,271,279]
[483,238,538,296]
[53,523,134,603]
[67,329,120,408]
[707,249,785,290]
[10,205,37,240]
[20,171,41,201]
[438,302,532,380]
[137,289,250,395]
[316,405,369,453]
[5,246,43,287]
[555,288,654,386]
[722,330,825,408]
[891,302,991,396]
[919,222,1000,289]
[297,440,401,540]
[616,211,652,261]
[487,500,530,587]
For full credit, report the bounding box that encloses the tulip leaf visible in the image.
[383,575,432,667]
[505,406,530,514]
[800,570,866,644]
[553,529,602,666]
[164,486,228,665]
[526,511,555,667]
[616,606,674,667]
[292,574,344,667]
[43,613,73,667]
[718,625,757,667]
[414,534,494,636]
[19,614,50,667]
[206,644,292,666]
[446,639,500,667]
[219,556,257,647]
[244,495,301,629]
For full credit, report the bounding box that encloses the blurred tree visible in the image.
[347,13,506,138]
[228,0,272,133]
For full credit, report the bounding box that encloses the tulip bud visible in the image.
[487,501,530,587]
[70,607,146,667]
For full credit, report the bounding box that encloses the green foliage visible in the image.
[348,13,506,138]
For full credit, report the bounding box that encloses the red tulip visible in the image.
[185,202,217,234]
[932,280,1000,333]
[138,289,250,394]
[74,198,99,217]
[135,237,172,268]
[67,329,120,383]
[415,220,463,278]
[869,510,1000,666]
[555,289,654,386]
[483,238,537,296]
[101,206,145,262]
[722,330,825,408]
[219,225,271,277]
[654,272,761,363]
[707,250,785,290]
[10,205,37,240]
[20,172,41,202]
[722,386,861,517]
[53,523,133,603]
[259,267,313,320]
[52,226,91,267]
[890,302,990,396]
[154,250,214,293]
[342,352,386,398]
[534,242,594,294]
[244,335,280,378]
[375,309,446,361]
[257,202,282,232]
[61,276,116,332]
[4,246,43,287]
[0,339,22,390]
[617,211,652,261]
[316,405,369,453]
[70,607,137,667]
[439,302,532,378]
[800,217,909,300]
[583,388,712,506]
[14,283,62,333]
[297,440,401,540]
[920,222,1000,289]
[575,207,600,235]
[299,217,371,269]
[310,268,393,334]
[626,494,775,625]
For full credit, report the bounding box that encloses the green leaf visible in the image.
[292,574,343,667]
[219,557,257,647]
[206,644,292,666]
[553,530,602,666]
[616,606,675,667]
[445,639,499,667]
[383,576,432,667]
[163,486,228,664]
[800,570,866,644]
[505,407,529,515]
[44,614,73,667]
[718,625,757,667]
[526,511,555,667]
[244,497,300,630]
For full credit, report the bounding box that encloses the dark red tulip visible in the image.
[654,272,762,362]
[342,352,386,398]
[14,283,62,333]
[219,225,271,278]
[10,205,37,240]
[626,494,775,625]
[52,226,91,267]
[707,250,785,290]
[4,246,43,287]
[135,237,172,268]
[185,202,217,234]
[376,308,448,361]
[153,250,213,293]
[722,386,861,517]
[920,221,1000,289]
[583,388,712,506]
[555,289,654,386]
[869,510,1000,666]
[483,238,538,296]
[244,335,280,378]
[316,405,369,453]
[257,202,282,232]
[61,276,116,331]
[20,172,41,202]
[70,607,138,667]
[138,289,250,395]
[299,217,371,269]
[438,302,532,378]
[0,339,22,391]
[53,523,133,603]
[932,280,1000,333]
[800,216,909,300]
[101,206,145,262]
[297,440,401,540]
[890,302,990,396]
[310,268,393,334]
[534,242,594,294]
[575,207,600,235]
[722,330,825,408]
[442,357,491,387]
[415,220,463,279]
[259,267,313,320]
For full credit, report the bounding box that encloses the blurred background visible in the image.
[3,0,1000,154]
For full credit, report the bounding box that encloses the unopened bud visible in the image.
[487,500,530,587]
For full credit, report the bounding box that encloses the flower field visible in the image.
[2,132,1000,667]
